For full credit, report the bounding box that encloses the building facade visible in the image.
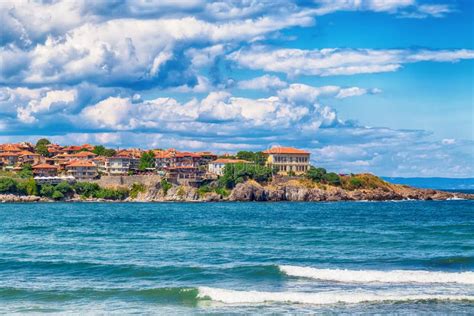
[262,147,310,175]
[66,160,98,180]
[32,163,59,177]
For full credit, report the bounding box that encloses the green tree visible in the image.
[52,190,64,200]
[93,145,116,157]
[306,166,327,183]
[236,151,266,165]
[18,178,38,196]
[0,178,18,193]
[35,138,51,157]
[323,172,342,186]
[39,184,55,198]
[139,151,155,170]
[218,163,273,189]
[18,164,34,178]
[55,181,74,196]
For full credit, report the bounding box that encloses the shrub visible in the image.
[73,182,100,197]
[323,172,341,186]
[17,178,38,196]
[93,188,129,200]
[52,190,64,200]
[219,163,273,189]
[160,179,172,195]
[214,187,230,197]
[18,164,33,178]
[0,178,18,194]
[40,184,55,198]
[349,177,363,189]
[55,181,74,196]
[306,166,327,183]
[130,183,146,199]
[176,186,186,199]
[197,184,212,197]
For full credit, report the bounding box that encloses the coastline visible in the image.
[1,179,472,203]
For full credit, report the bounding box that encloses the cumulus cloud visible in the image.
[238,75,288,91]
[229,47,474,77]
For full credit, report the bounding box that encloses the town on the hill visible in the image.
[0,140,311,186]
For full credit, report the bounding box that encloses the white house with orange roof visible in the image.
[32,163,59,177]
[262,146,310,175]
[66,160,98,180]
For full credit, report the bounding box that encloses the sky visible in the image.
[0,0,473,177]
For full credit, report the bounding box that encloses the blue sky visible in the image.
[0,0,473,177]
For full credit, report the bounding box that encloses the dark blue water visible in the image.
[0,201,473,314]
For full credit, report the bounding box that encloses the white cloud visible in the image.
[229,47,474,77]
[238,75,288,91]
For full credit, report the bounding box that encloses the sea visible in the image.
[0,201,473,314]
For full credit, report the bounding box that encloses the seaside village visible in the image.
[0,141,310,187]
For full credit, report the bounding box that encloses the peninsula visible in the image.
[0,140,471,202]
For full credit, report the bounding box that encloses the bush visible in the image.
[93,188,129,200]
[160,179,172,195]
[0,178,18,194]
[214,187,230,197]
[323,172,342,186]
[73,182,101,197]
[219,163,273,189]
[55,181,74,196]
[197,184,212,197]
[18,164,33,178]
[52,190,64,200]
[349,177,363,189]
[17,178,38,196]
[306,166,327,182]
[130,183,146,199]
[40,184,55,198]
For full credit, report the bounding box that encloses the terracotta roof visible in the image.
[19,150,39,156]
[70,151,97,157]
[0,152,20,157]
[262,147,310,155]
[154,151,173,159]
[32,163,58,169]
[211,159,250,164]
[66,160,97,168]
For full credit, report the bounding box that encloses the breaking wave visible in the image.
[197,287,474,305]
[278,265,474,284]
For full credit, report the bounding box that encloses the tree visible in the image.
[0,178,18,193]
[323,172,342,186]
[306,166,327,183]
[93,145,116,157]
[18,164,33,178]
[139,151,155,170]
[218,163,273,189]
[40,184,55,198]
[52,190,64,200]
[35,138,51,157]
[17,178,38,196]
[236,151,266,165]
[55,181,74,196]
[36,138,50,147]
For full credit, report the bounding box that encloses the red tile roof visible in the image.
[70,151,97,157]
[32,163,58,169]
[262,147,309,155]
[66,160,97,167]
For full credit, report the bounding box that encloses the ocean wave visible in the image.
[197,287,474,305]
[279,265,474,284]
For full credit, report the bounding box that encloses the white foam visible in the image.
[279,265,474,284]
[197,287,474,305]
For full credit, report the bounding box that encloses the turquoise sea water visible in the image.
[0,201,473,314]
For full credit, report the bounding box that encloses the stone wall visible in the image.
[92,175,163,188]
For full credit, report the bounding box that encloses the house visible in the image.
[262,146,310,175]
[165,166,205,186]
[208,158,250,176]
[32,163,59,177]
[103,156,133,175]
[18,150,41,165]
[0,152,20,167]
[66,160,98,180]
[68,151,97,160]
